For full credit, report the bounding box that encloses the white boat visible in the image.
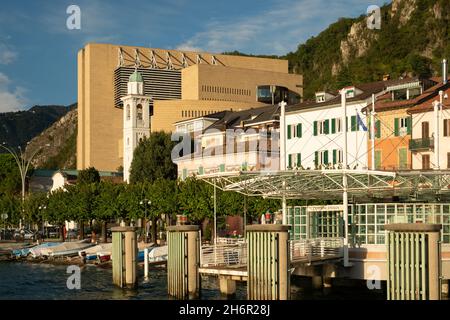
[148,245,168,263]
[78,243,112,261]
[42,240,94,257]
[28,242,62,258]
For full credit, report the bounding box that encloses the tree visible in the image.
[0,194,20,227]
[78,167,100,185]
[129,132,177,184]
[46,189,71,241]
[23,192,48,226]
[94,181,121,242]
[0,154,21,196]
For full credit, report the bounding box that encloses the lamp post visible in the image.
[38,205,46,240]
[140,199,151,243]
[0,142,50,229]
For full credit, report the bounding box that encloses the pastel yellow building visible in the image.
[77,43,302,172]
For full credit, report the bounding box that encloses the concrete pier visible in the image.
[167,225,200,299]
[246,224,290,300]
[111,226,138,288]
[219,276,236,296]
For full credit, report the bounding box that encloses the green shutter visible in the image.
[406,117,412,135]
[314,151,318,166]
[313,121,318,136]
[331,118,336,134]
[399,148,407,169]
[297,123,302,138]
[394,118,399,136]
[376,120,381,138]
[297,153,301,167]
[323,150,329,165]
[375,150,382,169]
[287,125,292,139]
[333,149,337,165]
[288,154,292,168]
[351,115,357,132]
[182,168,187,180]
[324,119,330,134]
[198,166,204,175]
[219,164,225,172]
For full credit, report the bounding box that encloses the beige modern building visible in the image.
[77,43,302,172]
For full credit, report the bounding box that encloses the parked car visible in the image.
[47,227,60,238]
[14,229,36,241]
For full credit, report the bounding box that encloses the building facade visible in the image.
[408,82,450,170]
[283,82,392,170]
[77,43,302,172]
[173,105,280,179]
[364,77,438,171]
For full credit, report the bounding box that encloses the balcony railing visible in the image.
[409,138,434,151]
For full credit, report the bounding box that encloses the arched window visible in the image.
[136,104,143,122]
[126,105,131,121]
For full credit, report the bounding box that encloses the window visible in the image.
[399,148,407,169]
[136,104,143,122]
[375,150,382,169]
[346,89,355,98]
[422,154,430,170]
[444,119,450,137]
[447,153,450,169]
[422,122,429,139]
[332,149,343,164]
[288,123,302,139]
[288,153,301,168]
[314,120,329,135]
[394,117,411,136]
[314,150,329,166]
[315,93,325,103]
[126,105,130,121]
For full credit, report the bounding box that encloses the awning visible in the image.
[198,169,450,200]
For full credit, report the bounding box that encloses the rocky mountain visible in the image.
[0,105,70,150]
[24,105,77,170]
[285,0,450,99]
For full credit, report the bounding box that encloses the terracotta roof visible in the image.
[286,77,421,114]
[205,105,278,131]
[360,78,442,113]
[407,83,450,114]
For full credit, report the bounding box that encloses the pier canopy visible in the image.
[198,169,450,200]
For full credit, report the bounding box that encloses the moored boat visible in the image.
[42,240,94,257]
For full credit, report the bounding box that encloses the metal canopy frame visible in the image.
[198,169,450,200]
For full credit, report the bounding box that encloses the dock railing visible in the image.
[200,242,247,267]
[290,237,344,262]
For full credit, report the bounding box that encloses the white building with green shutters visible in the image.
[284,82,390,170]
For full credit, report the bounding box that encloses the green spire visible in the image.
[129,70,143,82]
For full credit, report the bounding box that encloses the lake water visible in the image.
[0,262,387,300]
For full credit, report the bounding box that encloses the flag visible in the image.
[357,113,368,131]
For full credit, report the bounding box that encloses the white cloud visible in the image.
[0,72,27,113]
[0,43,17,64]
[176,0,385,55]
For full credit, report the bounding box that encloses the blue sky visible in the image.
[0,0,388,112]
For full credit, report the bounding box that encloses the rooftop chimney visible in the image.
[443,59,448,85]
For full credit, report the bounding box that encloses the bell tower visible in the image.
[121,70,151,182]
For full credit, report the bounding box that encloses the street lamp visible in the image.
[1,142,50,229]
[140,199,151,242]
[38,205,47,239]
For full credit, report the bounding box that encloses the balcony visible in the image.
[409,138,434,151]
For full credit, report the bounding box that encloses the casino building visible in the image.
[77,43,302,173]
